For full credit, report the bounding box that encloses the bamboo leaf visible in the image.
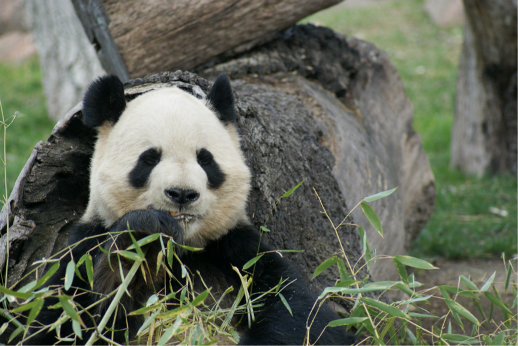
[13,300,38,312]
[72,319,82,340]
[282,180,304,198]
[8,325,24,343]
[408,312,438,319]
[157,315,183,346]
[393,258,409,285]
[363,187,398,202]
[118,250,143,262]
[26,298,43,325]
[167,240,174,267]
[460,275,479,291]
[0,285,31,300]
[483,291,513,315]
[128,232,145,259]
[64,260,76,291]
[58,296,83,326]
[319,284,394,299]
[136,309,161,335]
[442,333,477,343]
[328,317,368,326]
[191,289,210,307]
[278,293,293,317]
[243,254,263,270]
[334,279,359,288]
[490,331,506,346]
[177,244,202,252]
[126,233,160,250]
[336,260,349,281]
[358,227,372,269]
[156,251,163,275]
[85,254,94,289]
[444,299,480,325]
[312,256,339,280]
[505,261,512,292]
[33,262,60,290]
[360,202,383,236]
[260,226,270,233]
[157,305,190,320]
[393,255,438,270]
[360,297,410,319]
[480,272,496,291]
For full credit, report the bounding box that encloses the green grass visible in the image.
[0,57,55,194]
[305,0,517,259]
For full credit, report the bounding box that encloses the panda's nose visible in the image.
[165,188,200,205]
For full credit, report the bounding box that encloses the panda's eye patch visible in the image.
[129,148,161,188]
[197,148,214,166]
[141,148,161,166]
[197,148,226,189]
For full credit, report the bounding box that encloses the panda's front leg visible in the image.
[201,224,354,345]
[93,209,184,343]
[97,209,184,291]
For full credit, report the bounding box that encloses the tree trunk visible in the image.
[451,0,517,175]
[23,0,106,121]
[0,26,435,301]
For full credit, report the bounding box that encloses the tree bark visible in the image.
[23,0,106,121]
[199,25,436,283]
[451,0,517,175]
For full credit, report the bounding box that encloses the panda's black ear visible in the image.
[82,75,126,128]
[207,74,235,124]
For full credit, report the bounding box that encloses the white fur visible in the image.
[83,88,251,247]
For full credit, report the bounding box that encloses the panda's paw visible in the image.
[111,209,184,248]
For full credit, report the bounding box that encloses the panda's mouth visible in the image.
[169,210,194,223]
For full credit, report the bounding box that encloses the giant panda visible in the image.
[26,74,355,345]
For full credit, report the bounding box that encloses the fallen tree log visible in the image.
[73,0,344,78]
[0,26,435,298]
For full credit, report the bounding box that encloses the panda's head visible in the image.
[81,75,251,246]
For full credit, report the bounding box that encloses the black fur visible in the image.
[82,75,126,128]
[207,74,236,123]
[26,214,354,345]
[128,148,162,188]
[197,148,226,189]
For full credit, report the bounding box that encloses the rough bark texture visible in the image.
[451,0,517,175]
[101,0,343,78]
[23,0,105,121]
[0,26,435,298]
[199,25,436,282]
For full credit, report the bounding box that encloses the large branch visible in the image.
[101,0,343,77]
